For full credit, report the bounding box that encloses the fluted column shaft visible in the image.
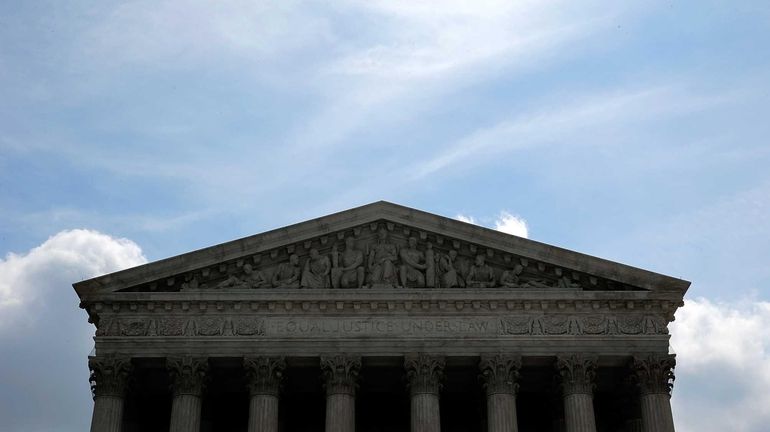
[405,354,445,432]
[321,355,361,432]
[632,354,676,432]
[89,356,132,432]
[245,357,285,432]
[556,355,597,432]
[480,355,521,432]
[167,357,208,432]
[170,394,202,432]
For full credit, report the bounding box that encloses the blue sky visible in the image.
[1,1,769,431]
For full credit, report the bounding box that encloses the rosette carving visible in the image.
[88,355,132,398]
[405,354,445,395]
[556,354,597,396]
[244,356,286,396]
[479,354,521,395]
[631,354,676,395]
[167,356,209,396]
[320,355,361,396]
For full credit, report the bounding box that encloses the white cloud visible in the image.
[0,230,147,431]
[494,211,529,238]
[456,214,478,224]
[455,212,529,238]
[0,229,147,330]
[670,298,770,432]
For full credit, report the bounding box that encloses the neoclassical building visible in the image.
[74,202,688,432]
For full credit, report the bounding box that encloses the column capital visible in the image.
[244,356,286,397]
[556,354,597,396]
[479,354,521,396]
[631,354,676,396]
[88,355,132,399]
[167,356,209,397]
[405,353,445,395]
[320,355,361,396]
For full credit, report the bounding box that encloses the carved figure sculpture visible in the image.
[301,248,331,288]
[438,250,462,288]
[367,228,399,286]
[466,254,496,288]
[500,263,551,288]
[425,242,436,288]
[217,264,269,289]
[331,237,365,288]
[500,264,524,288]
[399,237,426,287]
[272,254,301,288]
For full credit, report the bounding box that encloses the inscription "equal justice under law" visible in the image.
[265,317,498,337]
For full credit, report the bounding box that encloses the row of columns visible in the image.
[88,353,676,432]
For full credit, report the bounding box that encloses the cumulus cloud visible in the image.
[671,298,770,432]
[455,211,529,238]
[0,230,146,431]
[0,229,146,329]
[494,211,529,238]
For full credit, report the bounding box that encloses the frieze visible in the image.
[95,314,666,338]
[498,314,668,336]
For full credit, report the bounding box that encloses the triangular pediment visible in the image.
[73,201,690,297]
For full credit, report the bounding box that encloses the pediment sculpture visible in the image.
[163,223,624,292]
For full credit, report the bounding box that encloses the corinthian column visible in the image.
[405,354,445,432]
[556,355,597,432]
[88,355,132,432]
[631,354,676,432]
[480,355,521,432]
[167,357,208,432]
[321,355,361,432]
[244,357,285,432]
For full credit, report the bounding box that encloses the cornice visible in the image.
[73,201,690,296]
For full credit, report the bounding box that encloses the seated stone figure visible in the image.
[331,237,365,288]
[301,248,331,289]
[217,264,269,289]
[466,254,496,288]
[367,228,399,286]
[399,237,426,288]
[272,254,301,288]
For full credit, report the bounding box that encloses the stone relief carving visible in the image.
[331,237,365,288]
[498,314,668,336]
[129,222,654,293]
[217,264,269,289]
[301,248,331,289]
[99,317,265,337]
[96,313,666,338]
[467,255,496,288]
[272,254,301,288]
[399,237,427,288]
[367,228,399,287]
[437,249,463,288]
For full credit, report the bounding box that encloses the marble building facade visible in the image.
[74,201,689,432]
